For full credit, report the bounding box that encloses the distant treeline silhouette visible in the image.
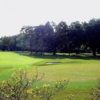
[0,18,100,56]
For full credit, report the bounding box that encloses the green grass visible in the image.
[0,51,100,99]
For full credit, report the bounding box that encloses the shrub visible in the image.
[0,67,70,100]
[0,67,42,100]
[90,77,100,100]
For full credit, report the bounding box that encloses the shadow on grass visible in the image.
[14,51,100,60]
[0,67,12,72]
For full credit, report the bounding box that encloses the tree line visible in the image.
[0,18,100,56]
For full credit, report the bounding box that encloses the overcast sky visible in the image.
[0,0,100,37]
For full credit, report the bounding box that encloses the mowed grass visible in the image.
[0,51,100,99]
[0,51,43,81]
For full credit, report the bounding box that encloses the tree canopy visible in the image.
[1,18,100,56]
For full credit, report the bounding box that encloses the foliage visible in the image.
[84,19,100,56]
[64,94,74,100]
[36,79,69,100]
[2,36,15,51]
[0,67,69,100]
[0,67,42,100]
[1,18,100,56]
[90,77,100,100]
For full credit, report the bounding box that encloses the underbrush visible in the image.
[0,68,72,100]
[0,67,100,100]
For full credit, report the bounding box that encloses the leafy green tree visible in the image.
[0,38,3,50]
[16,34,24,51]
[34,25,46,55]
[85,18,100,56]
[68,21,84,54]
[11,35,19,51]
[20,26,36,54]
[2,36,15,51]
[44,22,56,55]
[55,21,69,53]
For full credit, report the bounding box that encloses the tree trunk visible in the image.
[35,48,38,54]
[47,97,50,100]
[40,51,42,55]
[69,52,70,56]
[30,47,32,55]
[30,51,32,55]
[68,49,71,56]
[92,48,96,56]
[53,49,56,55]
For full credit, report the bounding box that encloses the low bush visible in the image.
[0,67,70,100]
[90,77,100,100]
